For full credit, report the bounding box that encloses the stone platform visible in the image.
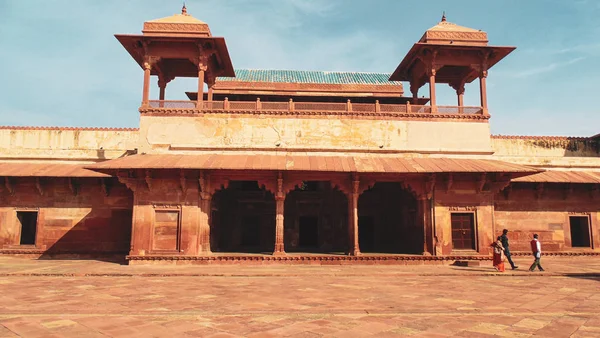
[0,256,599,337]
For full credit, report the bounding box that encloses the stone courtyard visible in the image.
[0,256,599,337]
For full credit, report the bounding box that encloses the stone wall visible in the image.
[491,137,600,169]
[0,128,138,161]
[0,178,133,254]
[127,177,204,256]
[433,179,495,256]
[494,183,600,252]
[139,115,493,154]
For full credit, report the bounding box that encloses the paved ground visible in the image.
[0,256,599,337]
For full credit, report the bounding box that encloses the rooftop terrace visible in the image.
[216,69,403,85]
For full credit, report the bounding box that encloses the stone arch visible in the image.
[283,181,348,253]
[358,182,421,254]
[210,180,276,253]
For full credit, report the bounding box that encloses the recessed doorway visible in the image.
[17,211,38,245]
[569,216,591,248]
[451,213,476,250]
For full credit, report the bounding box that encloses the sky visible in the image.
[0,0,599,136]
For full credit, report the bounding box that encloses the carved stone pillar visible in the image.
[428,68,437,113]
[207,76,215,102]
[348,177,361,256]
[198,172,212,254]
[420,196,433,255]
[142,61,152,107]
[456,83,465,113]
[196,62,207,109]
[158,79,166,108]
[158,80,166,101]
[274,173,286,256]
[199,193,212,254]
[479,69,489,115]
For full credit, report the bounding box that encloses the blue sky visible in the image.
[0,0,598,136]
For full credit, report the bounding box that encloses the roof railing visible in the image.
[145,99,484,115]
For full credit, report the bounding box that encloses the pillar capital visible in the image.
[143,55,160,70]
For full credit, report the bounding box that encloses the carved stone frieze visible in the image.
[424,31,488,42]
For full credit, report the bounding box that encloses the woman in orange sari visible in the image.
[492,236,506,272]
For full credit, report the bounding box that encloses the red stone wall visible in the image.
[434,180,495,256]
[494,183,600,252]
[129,177,202,256]
[0,177,133,254]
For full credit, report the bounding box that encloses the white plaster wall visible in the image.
[0,129,139,161]
[139,115,493,154]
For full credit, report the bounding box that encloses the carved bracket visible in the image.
[449,79,466,95]
[35,177,44,196]
[489,179,511,195]
[100,178,110,197]
[117,172,141,192]
[4,177,14,195]
[257,176,277,195]
[445,173,453,192]
[145,169,153,192]
[68,178,78,196]
[502,184,512,199]
[425,174,436,199]
[199,171,229,199]
[477,173,487,193]
[143,55,160,71]
[180,170,187,194]
[282,176,305,196]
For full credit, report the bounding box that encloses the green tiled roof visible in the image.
[217,69,402,85]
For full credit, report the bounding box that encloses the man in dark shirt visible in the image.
[501,229,518,270]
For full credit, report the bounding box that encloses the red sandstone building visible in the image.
[0,8,598,264]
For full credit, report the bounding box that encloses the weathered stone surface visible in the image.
[0,178,132,254]
[139,115,493,154]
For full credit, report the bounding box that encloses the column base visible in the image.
[272,250,287,257]
[198,248,212,256]
[348,249,361,256]
[422,251,432,256]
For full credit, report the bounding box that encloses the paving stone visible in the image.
[0,257,598,336]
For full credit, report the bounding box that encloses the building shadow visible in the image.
[38,207,132,265]
[563,273,600,282]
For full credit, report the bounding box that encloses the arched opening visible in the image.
[284,181,348,254]
[358,182,421,254]
[210,181,276,253]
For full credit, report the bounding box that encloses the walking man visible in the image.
[529,234,545,272]
[500,229,518,270]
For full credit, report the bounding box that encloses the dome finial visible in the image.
[182,2,188,15]
[441,11,446,22]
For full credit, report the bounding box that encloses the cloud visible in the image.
[509,57,585,78]
[549,43,600,55]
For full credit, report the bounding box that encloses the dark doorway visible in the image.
[241,216,261,247]
[283,181,348,253]
[358,216,375,252]
[358,182,419,254]
[570,216,591,248]
[17,211,38,245]
[299,216,319,248]
[211,180,275,253]
[451,213,476,250]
